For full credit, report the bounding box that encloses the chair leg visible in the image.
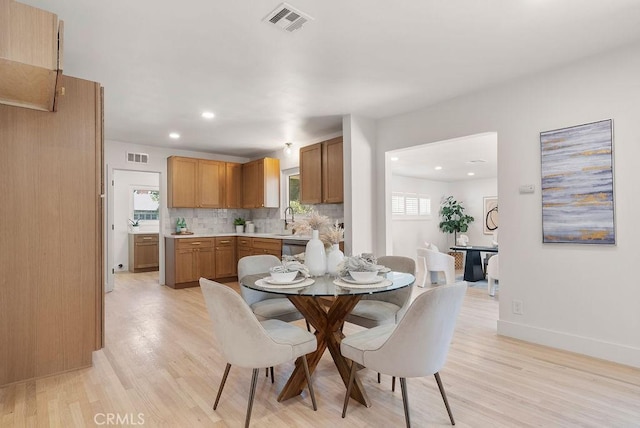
[392,376,396,392]
[434,372,455,425]
[244,368,259,428]
[377,373,381,383]
[265,367,268,377]
[341,361,358,418]
[305,320,311,332]
[399,377,411,428]
[269,366,274,384]
[213,363,231,410]
[301,355,317,411]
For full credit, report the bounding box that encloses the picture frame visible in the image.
[540,119,615,244]
[483,196,498,235]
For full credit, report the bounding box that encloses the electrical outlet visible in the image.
[512,299,524,315]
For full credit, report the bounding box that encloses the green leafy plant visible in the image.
[128,219,140,227]
[438,196,474,244]
[233,217,246,226]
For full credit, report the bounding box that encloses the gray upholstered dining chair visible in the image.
[200,278,317,428]
[238,255,306,323]
[341,282,467,427]
[344,255,416,328]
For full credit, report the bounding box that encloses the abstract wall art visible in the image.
[540,119,615,244]
[483,196,498,235]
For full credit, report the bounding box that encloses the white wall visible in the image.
[449,177,498,247]
[343,115,376,256]
[374,42,640,368]
[113,170,159,271]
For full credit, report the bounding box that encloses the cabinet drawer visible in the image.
[237,237,253,248]
[176,238,214,249]
[252,238,282,252]
[134,234,159,243]
[215,237,236,248]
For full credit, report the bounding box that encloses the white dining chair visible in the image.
[344,256,416,329]
[416,247,455,286]
[487,254,499,296]
[341,282,467,427]
[200,278,317,428]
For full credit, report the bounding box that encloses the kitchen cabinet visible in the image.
[242,157,280,208]
[215,237,237,278]
[225,162,243,208]
[128,234,159,272]
[236,237,282,265]
[0,0,64,111]
[165,238,216,288]
[300,137,343,204]
[167,156,225,208]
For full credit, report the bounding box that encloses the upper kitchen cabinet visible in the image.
[167,156,225,208]
[242,157,280,208]
[225,162,243,208]
[0,0,64,111]
[300,137,343,204]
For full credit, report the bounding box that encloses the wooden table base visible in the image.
[278,295,371,407]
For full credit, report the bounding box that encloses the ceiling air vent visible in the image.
[263,2,313,33]
[127,152,149,164]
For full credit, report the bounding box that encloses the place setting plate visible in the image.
[333,275,393,289]
[256,276,315,289]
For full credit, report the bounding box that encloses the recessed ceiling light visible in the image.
[434,166,443,170]
[390,156,399,161]
[467,172,475,176]
[169,132,180,139]
[201,111,215,119]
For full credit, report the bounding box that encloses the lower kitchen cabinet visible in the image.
[215,237,237,278]
[236,237,283,266]
[128,233,159,272]
[166,238,216,288]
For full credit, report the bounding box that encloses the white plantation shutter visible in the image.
[392,192,431,218]
[392,193,405,215]
[405,194,419,215]
[419,197,431,215]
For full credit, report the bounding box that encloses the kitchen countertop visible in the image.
[164,232,313,241]
[128,230,159,235]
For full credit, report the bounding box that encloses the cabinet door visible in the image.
[135,242,159,269]
[237,247,253,264]
[225,162,243,208]
[197,247,216,280]
[215,247,236,277]
[168,157,197,207]
[175,248,197,283]
[242,161,258,208]
[300,143,323,204]
[322,137,343,203]
[262,157,280,208]
[198,160,225,208]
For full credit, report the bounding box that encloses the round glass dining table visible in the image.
[240,271,415,407]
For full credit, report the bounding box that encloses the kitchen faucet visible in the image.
[284,206,295,230]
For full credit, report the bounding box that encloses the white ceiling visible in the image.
[389,133,497,182]
[22,0,640,157]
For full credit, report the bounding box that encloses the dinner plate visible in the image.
[265,276,306,285]
[340,275,385,285]
[333,278,393,289]
[256,278,315,289]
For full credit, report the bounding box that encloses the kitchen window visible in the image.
[133,188,159,221]
[282,168,313,216]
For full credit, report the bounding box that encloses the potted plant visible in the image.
[128,218,140,232]
[234,217,246,233]
[439,196,474,268]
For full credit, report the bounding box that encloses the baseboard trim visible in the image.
[497,320,640,369]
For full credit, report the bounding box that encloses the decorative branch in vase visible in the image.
[322,221,344,276]
[292,211,330,276]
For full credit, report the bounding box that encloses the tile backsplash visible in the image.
[165,204,344,235]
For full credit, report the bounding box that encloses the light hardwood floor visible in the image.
[2,272,639,427]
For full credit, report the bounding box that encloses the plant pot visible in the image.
[236,225,244,233]
[131,225,140,232]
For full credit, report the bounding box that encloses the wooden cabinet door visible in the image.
[135,242,159,269]
[225,162,243,208]
[322,137,343,203]
[175,248,197,283]
[215,238,237,278]
[197,247,216,280]
[242,160,258,208]
[198,160,225,208]
[300,143,323,204]
[262,157,280,208]
[237,247,253,263]
[168,156,197,207]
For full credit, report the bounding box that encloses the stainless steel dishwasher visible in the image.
[281,239,308,257]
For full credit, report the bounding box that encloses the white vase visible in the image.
[326,244,344,276]
[305,230,327,276]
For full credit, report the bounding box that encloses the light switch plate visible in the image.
[519,184,535,194]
